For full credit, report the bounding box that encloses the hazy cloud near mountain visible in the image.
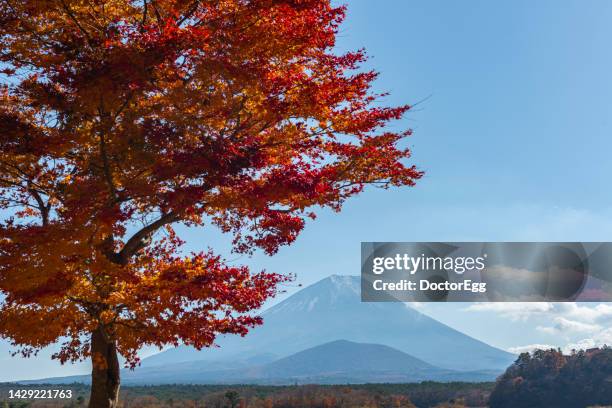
[507,344,557,354]
[510,327,612,355]
[464,301,612,354]
[536,317,601,335]
[464,302,554,321]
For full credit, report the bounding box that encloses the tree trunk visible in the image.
[89,326,120,408]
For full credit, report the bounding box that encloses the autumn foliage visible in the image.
[489,347,612,408]
[0,0,421,406]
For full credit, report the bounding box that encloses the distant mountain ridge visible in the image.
[143,275,514,372]
[23,340,499,385]
[249,340,498,384]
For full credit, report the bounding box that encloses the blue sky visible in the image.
[3,0,612,381]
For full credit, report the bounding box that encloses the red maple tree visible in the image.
[0,1,422,406]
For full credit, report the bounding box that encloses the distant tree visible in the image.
[489,347,612,408]
[224,391,240,408]
[0,1,421,407]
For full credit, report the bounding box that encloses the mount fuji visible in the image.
[141,275,514,372]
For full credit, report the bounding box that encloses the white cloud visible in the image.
[463,302,553,320]
[508,344,556,354]
[467,301,612,353]
[510,327,612,355]
[565,338,599,351]
[405,302,425,309]
[536,317,601,335]
[564,328,612,352]
[536,326,556,335]
[485,265,542,282]
[465,302,612,324]
[555,303,612,323]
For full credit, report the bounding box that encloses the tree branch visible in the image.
[104,212,179,265]
[58,0,92,44]
[27,182,50,226]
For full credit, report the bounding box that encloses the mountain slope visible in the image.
[143,275,514,371]
[261,339,436,376]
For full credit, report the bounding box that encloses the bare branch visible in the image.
[104,212,179,265]
[27,182,50,226]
